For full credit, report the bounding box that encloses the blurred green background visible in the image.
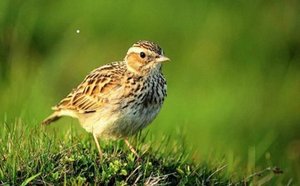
[1,0,299,183]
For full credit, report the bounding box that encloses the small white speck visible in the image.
[76,29,80,34]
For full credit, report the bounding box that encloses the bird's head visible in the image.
[125,40,170,75]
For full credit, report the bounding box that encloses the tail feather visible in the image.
[42,112,61,125]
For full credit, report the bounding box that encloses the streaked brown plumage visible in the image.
[42,40,169,158]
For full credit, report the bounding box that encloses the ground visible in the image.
[0,120,283,185]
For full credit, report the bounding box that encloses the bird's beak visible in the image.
[156,55,170,63]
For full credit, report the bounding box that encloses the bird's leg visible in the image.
[124,138,140,159]
[93,133,103,159]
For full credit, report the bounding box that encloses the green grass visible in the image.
[0,119,284,185]
[0,120,222,185]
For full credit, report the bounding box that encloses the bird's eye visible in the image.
[140,52,146,58]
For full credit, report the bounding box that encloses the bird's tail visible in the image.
[41,112,61,125]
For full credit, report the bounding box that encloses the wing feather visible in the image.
[53,62,126,113]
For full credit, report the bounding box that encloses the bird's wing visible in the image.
[53,62,125,113]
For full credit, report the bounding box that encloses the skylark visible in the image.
[42,40,169,158]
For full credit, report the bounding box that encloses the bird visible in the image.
[41,40,169,159]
